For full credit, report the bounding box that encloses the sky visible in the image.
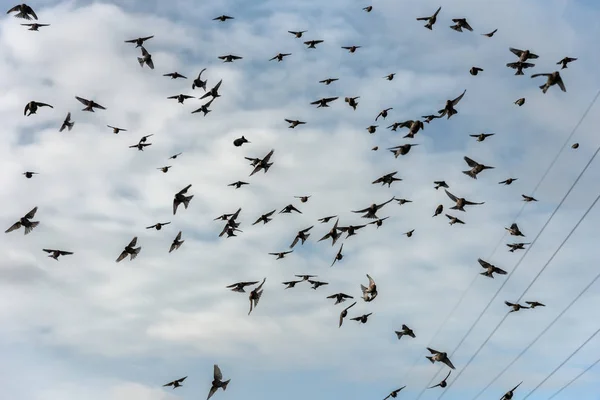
[1,0,600,399]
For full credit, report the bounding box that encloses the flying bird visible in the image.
[372,171,402,187]
[505,301,530,313]
[446,214,465,225]
[478,258,507,278]
[319,78,338,85]
[169,152,182,159]
[249,149,275,176]
[42,249,73,260]
[191,98,215,116]
[304,39,324,48]
[433,204,443,217]
[444,189,484,211]
[24,101,52,116]
[500,382,523,400]
[252,209,276,225]
[285,119,306,128]
[434,181,449,190]
[173,184,194,215]
[526,301,545,308]
[163,376,187,389]
[233,136,250,147]
[59,112,74,132]
[376,108,393,121]
[469,67,483,76]
[361,274,378,302]
[23,171,38,179]
[280,204,301,214]
[426,348,455,369]
[115,237,141,262]
[226,281,259,293]
[450,18,473,32]
[290,226,314,248]
[75,96,106,112]
[506,61,535,75]
[384,73,396,81]
[219,54,242,63]
[124,35,154,47]
[338,224,367,239]
[269,251,293,260]
[395,324,416,339]
[200,80,223,100]
[327,292,353,304]
[295,195,311,203]
[288,30,307,38]
[318,215,337,223]
[507,242,530,252]
[352,197,395,219]
[557,56,577,69]
[363,6,373,12]
[207,365,231,400]
[404,229,415,237]
[146,222,170,230]
[368,216,390,228]
[213,15,234,21]
[416,6,441,30]
[438,89,466,119]
[228,181,249,189]
[505,223,525,237]
[318,218,342,246]
[5,207,39,235]
[522,194,537,202]
[470,133,494,142]
[350,313,372,324]
[308,279,329,290]
[21,23,49,31]
[462,156,494,179]
[515,98,526,106]
[388,144,419,157]
[311,97,338,108]
[510,47,539,62]
[7,4,37,20]
[429,371,452,389]
[163,72,187,79]
[342,45,361,53]
[339,301,356,327]
[192,68,208,91]
[482,29,497,37]
[270,52,291,62]
[169,231,184,253]
[345,96,360,110]
[107,125,127,134]
[248,278,266,315]
[383,386,406,399]
[531,71,566,93]
[137,46,154,69]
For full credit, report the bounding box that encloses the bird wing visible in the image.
[444,189,458,202]
[463,199,484,205]
[325,97,339,102]
[115,251,128,263]
[443,358,456,369]
[367,274,375,287]
[59,251,74,255]
[452,89,467,105]
[213,364,223,380]
[24,207,38,219]
[530,73,551,78]
[376,197,395,209]
[75,96,89,106]
[5,221,21,233]
[509,47,524,57]
[556,77,567,92]
[464,156,479,167]
[352,206,370,213]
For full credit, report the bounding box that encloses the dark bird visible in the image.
[129,140,152,151]
[146,222,171,230]
[295,195,311,203]
[526,301,545,308]
[482,29,497,37]
[510,47,539,62]
[327,292,353,304]
[213,15,234,21]
[228,181,249,189]
[469,67,483,76]
[463,156,494,179]
[361,274,378,302]
[207,364,231,400]
[7,4,37,20]
[115,237,141,262]
[107,125,127,134]
[404,229,415,237]
[384,73,396,81]
[352,197,395,219]
[308,279,329,290]
[345,96,360,110]
[226,281,259,293]
[372,171,402,187]
[192,68,207,91]
[163,376,187,389]
[124,35,154,47]
[311,97,339,108]
[339,301,356,327]
[252,209,276,225]
[505,223,525,237]
[383,386,406,399]
[500,382,523,400]
[366,125,378,134]
[317,215,337,223]
[164,72,187,79]
[350,313,372,324]
[249,149,275,176]
[75,96,106,112]
[288,30,307,38]
[137,134,153,143]
[422,114,442,123]
[200,80,223,100]
[233,136,250,147]
[42,249,73,260]
[416,6,441,30]
[248,278,266,315]
[506,61,535,75]
[295,274,317,282]
[388,144,419,158]
[21,23,49,31]
[304,39,324,48]
[137,46,154,69]
[169,231,184,253]
[450,18,473,32]
[444,189,484,211]
[191,98,215,116]
[368,216,390,228]
[505,301,529,313]
[434,181,449,190]
[478,258,507,278]
[290,226,314,248]
[395,198,412,205]
[270,53,291,62]
[395,324,416,339]
[507,242,530,252]
[429,371,451,389]
[342,45,361,53]
[280,204,301,214]
[59,112,74,132]
[24,101,52,116]
[522,194,537,202]
[438,89,466,119]
[426,348,455,369]
[269,251,293,260]
[338,224,367,239]
[219,54,242,63]
[168,94,195,104]
[470,133,494,142]
[572,143,579,149]
[515,98,526,106]
[376,108,393,121]
[433,204,443,217]
[531,71,566,93]
[557,56,577,69]
[173,184,193,215]
[318,218,342,246]
[285,119,306,128]
[446,214,465,225]
[363,6,373,12]
[319,78,338,85]
[5,207,39,235]
[169,152,182,159]
[282,280,303,289]
[23,171,38,179]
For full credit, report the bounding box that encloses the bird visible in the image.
[228,181,249,189]
[331,244,344,267]
[248,278,266,315]
[342,45,361,53]
[163,376,187,389]
[469,67,483,76]
[506,61,535,75]
[404,229,415,238]
[269,251,293,260]
[192,68,207,91]
[372,171,402,187]
[416,6,441,30]
[319,78,338,85]
[509,47,539,62]
[522,194,538,202]
[124,35,154,47]
[308,280,329,290]
[337,224,367,239]
[173,184,193,215]
[507,242,530,252]
[557,56,577,69]
[506,223,525,237]
[169,153,182,159]
[478,258,507,278]
[433,204,443,217]
[515,98,526,106]
[339,301,356,327]
[213,15,234,22]
[311,97,339,108]
[352,197,395,219]
[288,30,307,38]
[317,215,337,223]
[446,214,464,225]
[115,237,141,262]
[295,274,317,282]
[129,136,153,151]
[383,386,406,399]
[395,324,416,339]
[191,98,215,116]
[429,371,452,389]
[107,125,127,134]
[531,71,566,93]
[285,119,306,128]
[395,198,412,205]
[345,96,360,110]
[500,382,523,400]
[470,133,494,142]
[505,301,530,313]
[482,29,497,37]
[7,4,37,20]
[376,108,393,121]
[23,171,38,179]
[422,114,442,123]
[384,73,396,81]
[368,216,390,228]
[360,274,377,302]
[295,195,311,203]
[5,207,39,235]
[167,94,195,104]
[219,54,243,63]
[362,6,373,12]
[318,218,343,246]
[24,101,53,116]
[21,23,49,31]
[233,136,250,147]
[163,72,187,79]
[444,189,484,211]
[462,156,495,179]
[137,46,154,69]
[269,53,291,62]
[226,281,259,293]
[146,222,171,230]
[75,96,106,112]
[327,292,353,305]
[169,231,184,253]
[434,181,449,190]
[572,143,579,149]
[526,301,545,308]
[366,125,378,134]
[290,226,314,248]
[207,365,231,400]
[450,18,473,32]
[304,39,324,48]
[42,249,73,260]
[280,204,301,214]
[282,280,303,289]
[438,89,466,119]
[59,112,74,132]
[426,348,456,369]
[350,313,372,324]
[249,149,275,177]
[252,209,276,225]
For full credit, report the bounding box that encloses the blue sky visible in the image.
[1,0,600,399]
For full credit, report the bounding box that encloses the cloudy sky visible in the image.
[1,0,600,399]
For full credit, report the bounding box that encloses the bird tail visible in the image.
[462,170,477,179]
[183,195,194,209]
[264,163,273,173]
[130,247,141,259]
[221,379,231,390]
[515,70,524,76]
[540,84,548,93]
[396,331,404,339]
[137,57,145,67]
[203,110,212,116]
[68,122,74,131]
[24,221,40,235]
[426,356,434,364]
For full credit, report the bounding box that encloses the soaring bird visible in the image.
[163,376,187,389]
[124,35,154,47]
[383,386,406,399]
[75,96,106,112]
[269,53,291,62]
[311,97,338,108]
[213,15,234,21]
[416,6,441,30]
[42,249,73,260]
[351,197,395,219]
[218,54,242,63]
[478,258,507,278]
[462,156,494,179]
[24,101,53,116]
[21,23,49,31]
[444,189,484,211]
[304,39,324,48]
[509,47,539,62]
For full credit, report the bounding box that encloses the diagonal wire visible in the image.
[412,88,600,399]
[436,168,600,400]
[547,356,600,399]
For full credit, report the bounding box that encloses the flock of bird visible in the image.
[4,2,583,399]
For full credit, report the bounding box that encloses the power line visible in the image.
[412,88,600,399]
[522,326,600,399]
[547,355,600,399]
[436,162,600,399]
